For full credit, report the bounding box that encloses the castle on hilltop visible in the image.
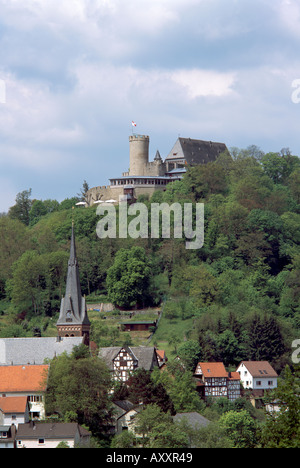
[86,134,228,205]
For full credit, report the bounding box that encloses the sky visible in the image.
[0,0,300,212]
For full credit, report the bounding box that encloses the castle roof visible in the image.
[165,138,228,166]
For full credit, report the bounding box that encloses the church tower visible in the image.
[56,226,91,346]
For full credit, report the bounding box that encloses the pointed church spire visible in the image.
[56,224,91,345]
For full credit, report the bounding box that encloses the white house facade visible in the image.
[237,361,278,391]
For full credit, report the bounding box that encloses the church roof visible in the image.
[0,337,84,366]
[57,226,90,327]
[165,138,228,166]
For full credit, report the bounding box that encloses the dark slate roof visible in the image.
[16,423,91,440]
[99,347,159,371]
[173,412,210,429]
[0,337,84,366]
[166,138,228,166]
[57,226,90,327]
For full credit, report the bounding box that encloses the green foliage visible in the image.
[219,410,259,448]
[45,346,113,437]
[106,246,152,309]
[261,366,300,448]
[8,189,33,226]
[134,404,189,449]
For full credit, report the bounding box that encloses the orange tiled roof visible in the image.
[0,396,28,413]
[0,365,49,392]
[229,372,240,380]
[198,362,228,378]
[156,350,166,360]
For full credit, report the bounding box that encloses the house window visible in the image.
[256,381,262,386]
[38,439,45,445]
[268,381,273,386]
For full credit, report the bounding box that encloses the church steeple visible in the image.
[56,225,91,345]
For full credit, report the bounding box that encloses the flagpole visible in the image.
[131,121,137,136]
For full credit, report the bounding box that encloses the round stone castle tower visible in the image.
[129,134,150,176]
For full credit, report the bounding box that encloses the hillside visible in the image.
[0,147,300,374]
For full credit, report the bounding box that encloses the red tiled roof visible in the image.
[198,362,228,378]
[0,365,49,392]
[229,372,240,380]
[156,350,166,360]
[0,396,28,414]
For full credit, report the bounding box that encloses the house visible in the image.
[16,422,91,449]
[173,412,210,430]
[0,397,29,428]
[0,365,49,420]
[120,321,157,332]
[236,361,278,392]
[227,372,242,402]
[0,424,16,449]
[194,362,241,401]
[156,350,168,368]
[112,400,143,435]
[99,347,159,383]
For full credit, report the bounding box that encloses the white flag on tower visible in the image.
[132,121,137,127]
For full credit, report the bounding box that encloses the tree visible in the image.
[127,369,175,415]
[219,410,258,448]
[8,189,33,225]
[7,251,48,316]
[246,313,286,362]
[261,366,300,448]
[7,250,69,318]
[184,163,228,201]
[77,180,90,202]
[261,152,300,184]
[134,404,189,449]
[29,199,60,226]
[106,246,152,309]
[45,346,113,437]
[111,431,137,449]
[177,340,201,372]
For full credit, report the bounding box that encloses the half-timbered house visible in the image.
[194,362,241,401]
[99,347,159,383]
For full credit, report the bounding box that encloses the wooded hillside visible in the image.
[0,146,299,373]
